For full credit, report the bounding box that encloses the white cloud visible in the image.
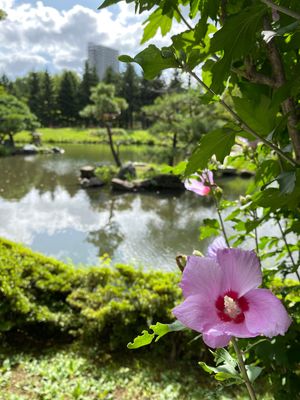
[0,0,149,77]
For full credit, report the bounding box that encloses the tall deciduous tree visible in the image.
[80,82,127,167]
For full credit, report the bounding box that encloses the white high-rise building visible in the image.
[87,42,119,80]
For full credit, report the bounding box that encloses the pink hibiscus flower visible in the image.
[173,247,292,348]
[184,169,214,196]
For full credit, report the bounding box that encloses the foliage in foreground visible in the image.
[0,237,299,398]
[0,344,248,400]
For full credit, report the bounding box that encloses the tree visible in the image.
[78,61,99,114]
[0,74,13,94]
[27,72,42,122]
[57,71,79,126]
[40,71,56,127]
[80,82,128,167]
[0,93,40,146]
[102,66,121,90]
[143,90,223,166]
[167,69,184,93]
[119,64,140,128]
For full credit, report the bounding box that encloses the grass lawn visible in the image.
[0,342,252,400]
[14,128,170,146]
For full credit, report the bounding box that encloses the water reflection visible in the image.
[0,144,251,269]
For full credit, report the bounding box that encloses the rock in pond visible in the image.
[111,178,136,191]
[80,177,105,188]
[80,166,96,179]
[117,163,137,180]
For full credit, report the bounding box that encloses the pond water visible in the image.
[0,144,251,270]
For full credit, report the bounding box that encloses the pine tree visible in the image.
[57,71,79,126]
[78,61,99,113]
[119,64,140,129]
[168,69,184,93]
[40,71,56,127]
[0,74,13,94]
[103,66,121,93]
[27,72,43,121]
[138,73,166,128]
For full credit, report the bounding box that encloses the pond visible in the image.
[0,144,251,270]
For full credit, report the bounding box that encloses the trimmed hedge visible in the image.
[0,237,182,350]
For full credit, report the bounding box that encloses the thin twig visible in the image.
[210,188,230,247]
[261,0,300,20]
[277,219,300,281]
[232,338,258,400]
[175,6,193,30]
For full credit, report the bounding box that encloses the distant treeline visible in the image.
[0,64,185,129]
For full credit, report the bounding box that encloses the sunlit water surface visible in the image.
[0,144,252,270]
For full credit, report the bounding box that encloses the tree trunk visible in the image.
[105,122,122,167]
[8,133,15,147]
[168,132,177,166]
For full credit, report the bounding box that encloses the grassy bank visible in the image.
[14,128,170,146]
[0,342,247,400]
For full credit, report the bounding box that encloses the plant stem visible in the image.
[276,219,300,281]
[185,67,298,167]
[211,188,230,247]
[231,338,258,400]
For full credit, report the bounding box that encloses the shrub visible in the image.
[0,238,185,352]
[95,165,118,183]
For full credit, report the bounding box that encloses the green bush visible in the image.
[95,164,118,183]
[0,145,13,157]
[1,236,299,376]
[0,238,184,351]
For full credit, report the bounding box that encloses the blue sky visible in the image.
[15,0,110,12]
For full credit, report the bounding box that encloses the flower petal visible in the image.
[203,169,214,185]
[207,236,227,259]
[184,179,210,196]
[244,289,292,337]
[202,331,231,348]
[173,295,219,333]
[217,248,262,296]
[180,256,222,300]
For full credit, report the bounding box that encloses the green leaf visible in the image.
[253,188,288,210]
[213,348,237,369]
[142,8,172,44]
[199,218,220,240]
[185,128,236,175]
[127,330,155,349]
[277,171,296,194]
[210,5,266,92]
[152,320,185,342]
[119,55,134,63]
[127,320,186,349]
[232,94,279,137]
[98,0,123,9]
[120,45,179,80]
[199,361,243,384]
[245,365,263,383]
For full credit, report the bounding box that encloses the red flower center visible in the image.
[215,290,249,324]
